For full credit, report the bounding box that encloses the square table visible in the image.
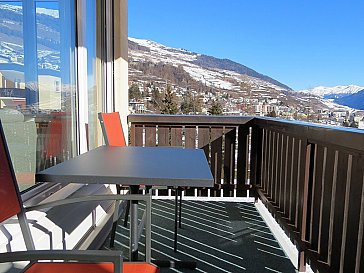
[36,145,214,262]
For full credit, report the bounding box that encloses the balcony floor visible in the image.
[102,200,296,273]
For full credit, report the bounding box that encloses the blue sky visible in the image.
[129,0,364,90]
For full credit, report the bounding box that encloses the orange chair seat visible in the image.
[26,262,160,273]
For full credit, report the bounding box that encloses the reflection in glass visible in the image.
[0,1,76,190]
[36,1,61,109]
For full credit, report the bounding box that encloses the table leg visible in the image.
[179,187,182,228]
[174,187,178,252]
[130,185,139,261]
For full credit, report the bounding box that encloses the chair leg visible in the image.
[174,187,179,252]
[123,200,130,227]
[179,187,182,229]
[109,184,124,248]
[109,221,118,248]
[111,200,130,247]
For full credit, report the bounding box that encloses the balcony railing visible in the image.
[128,114,364,273]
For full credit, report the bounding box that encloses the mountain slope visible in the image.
[192,54,291,90]
[334,89,364,110]
[129,37,291,92]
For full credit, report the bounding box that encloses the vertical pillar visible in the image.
[76,0,89,154]
[113,0,129,143]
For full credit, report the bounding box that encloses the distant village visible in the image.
[128,80,364,130]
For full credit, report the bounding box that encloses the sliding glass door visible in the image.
[0,0,77,189]
[0,0,116,190]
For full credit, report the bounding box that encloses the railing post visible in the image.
[237,125,249,197]
[130,123,136,146]
[298,142,313,272]
[250,125,262,201]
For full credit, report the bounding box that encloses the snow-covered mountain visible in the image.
[298,85,364,110]
[129,37,291,92]
[299,85,364,98]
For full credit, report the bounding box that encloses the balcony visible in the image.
[119,114,364,273]
[1,114,363,273]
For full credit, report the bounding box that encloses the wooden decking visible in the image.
[103,200,296,273]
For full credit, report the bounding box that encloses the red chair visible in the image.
[98,112,126,147]
[98,112,131,248]
[98,112,183,253]
[0,120,159,273]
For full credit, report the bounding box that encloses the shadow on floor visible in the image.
[102,200,297,273]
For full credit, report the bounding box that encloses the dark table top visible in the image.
[36,146,214,187]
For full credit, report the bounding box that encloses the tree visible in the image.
[161,85,178,114]
[180,92,201,114]
[342,119,350,127]
[293,111,298,120]
[350,121,359,128]
[267,110,277,117]
[128,83,142,100]
[151,85,162,109]
[180,99,192,114]
[208,101,223,115]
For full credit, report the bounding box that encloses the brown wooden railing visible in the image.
[254,118,364,273]
[129,115,255,198]
[128,114,364,273]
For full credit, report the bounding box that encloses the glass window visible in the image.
[0,0,77,190]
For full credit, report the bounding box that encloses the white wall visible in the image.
[113,0,129,142]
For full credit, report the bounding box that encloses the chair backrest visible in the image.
[0,120,22,223]
[98,112,126,147]
[0,120,35,250]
